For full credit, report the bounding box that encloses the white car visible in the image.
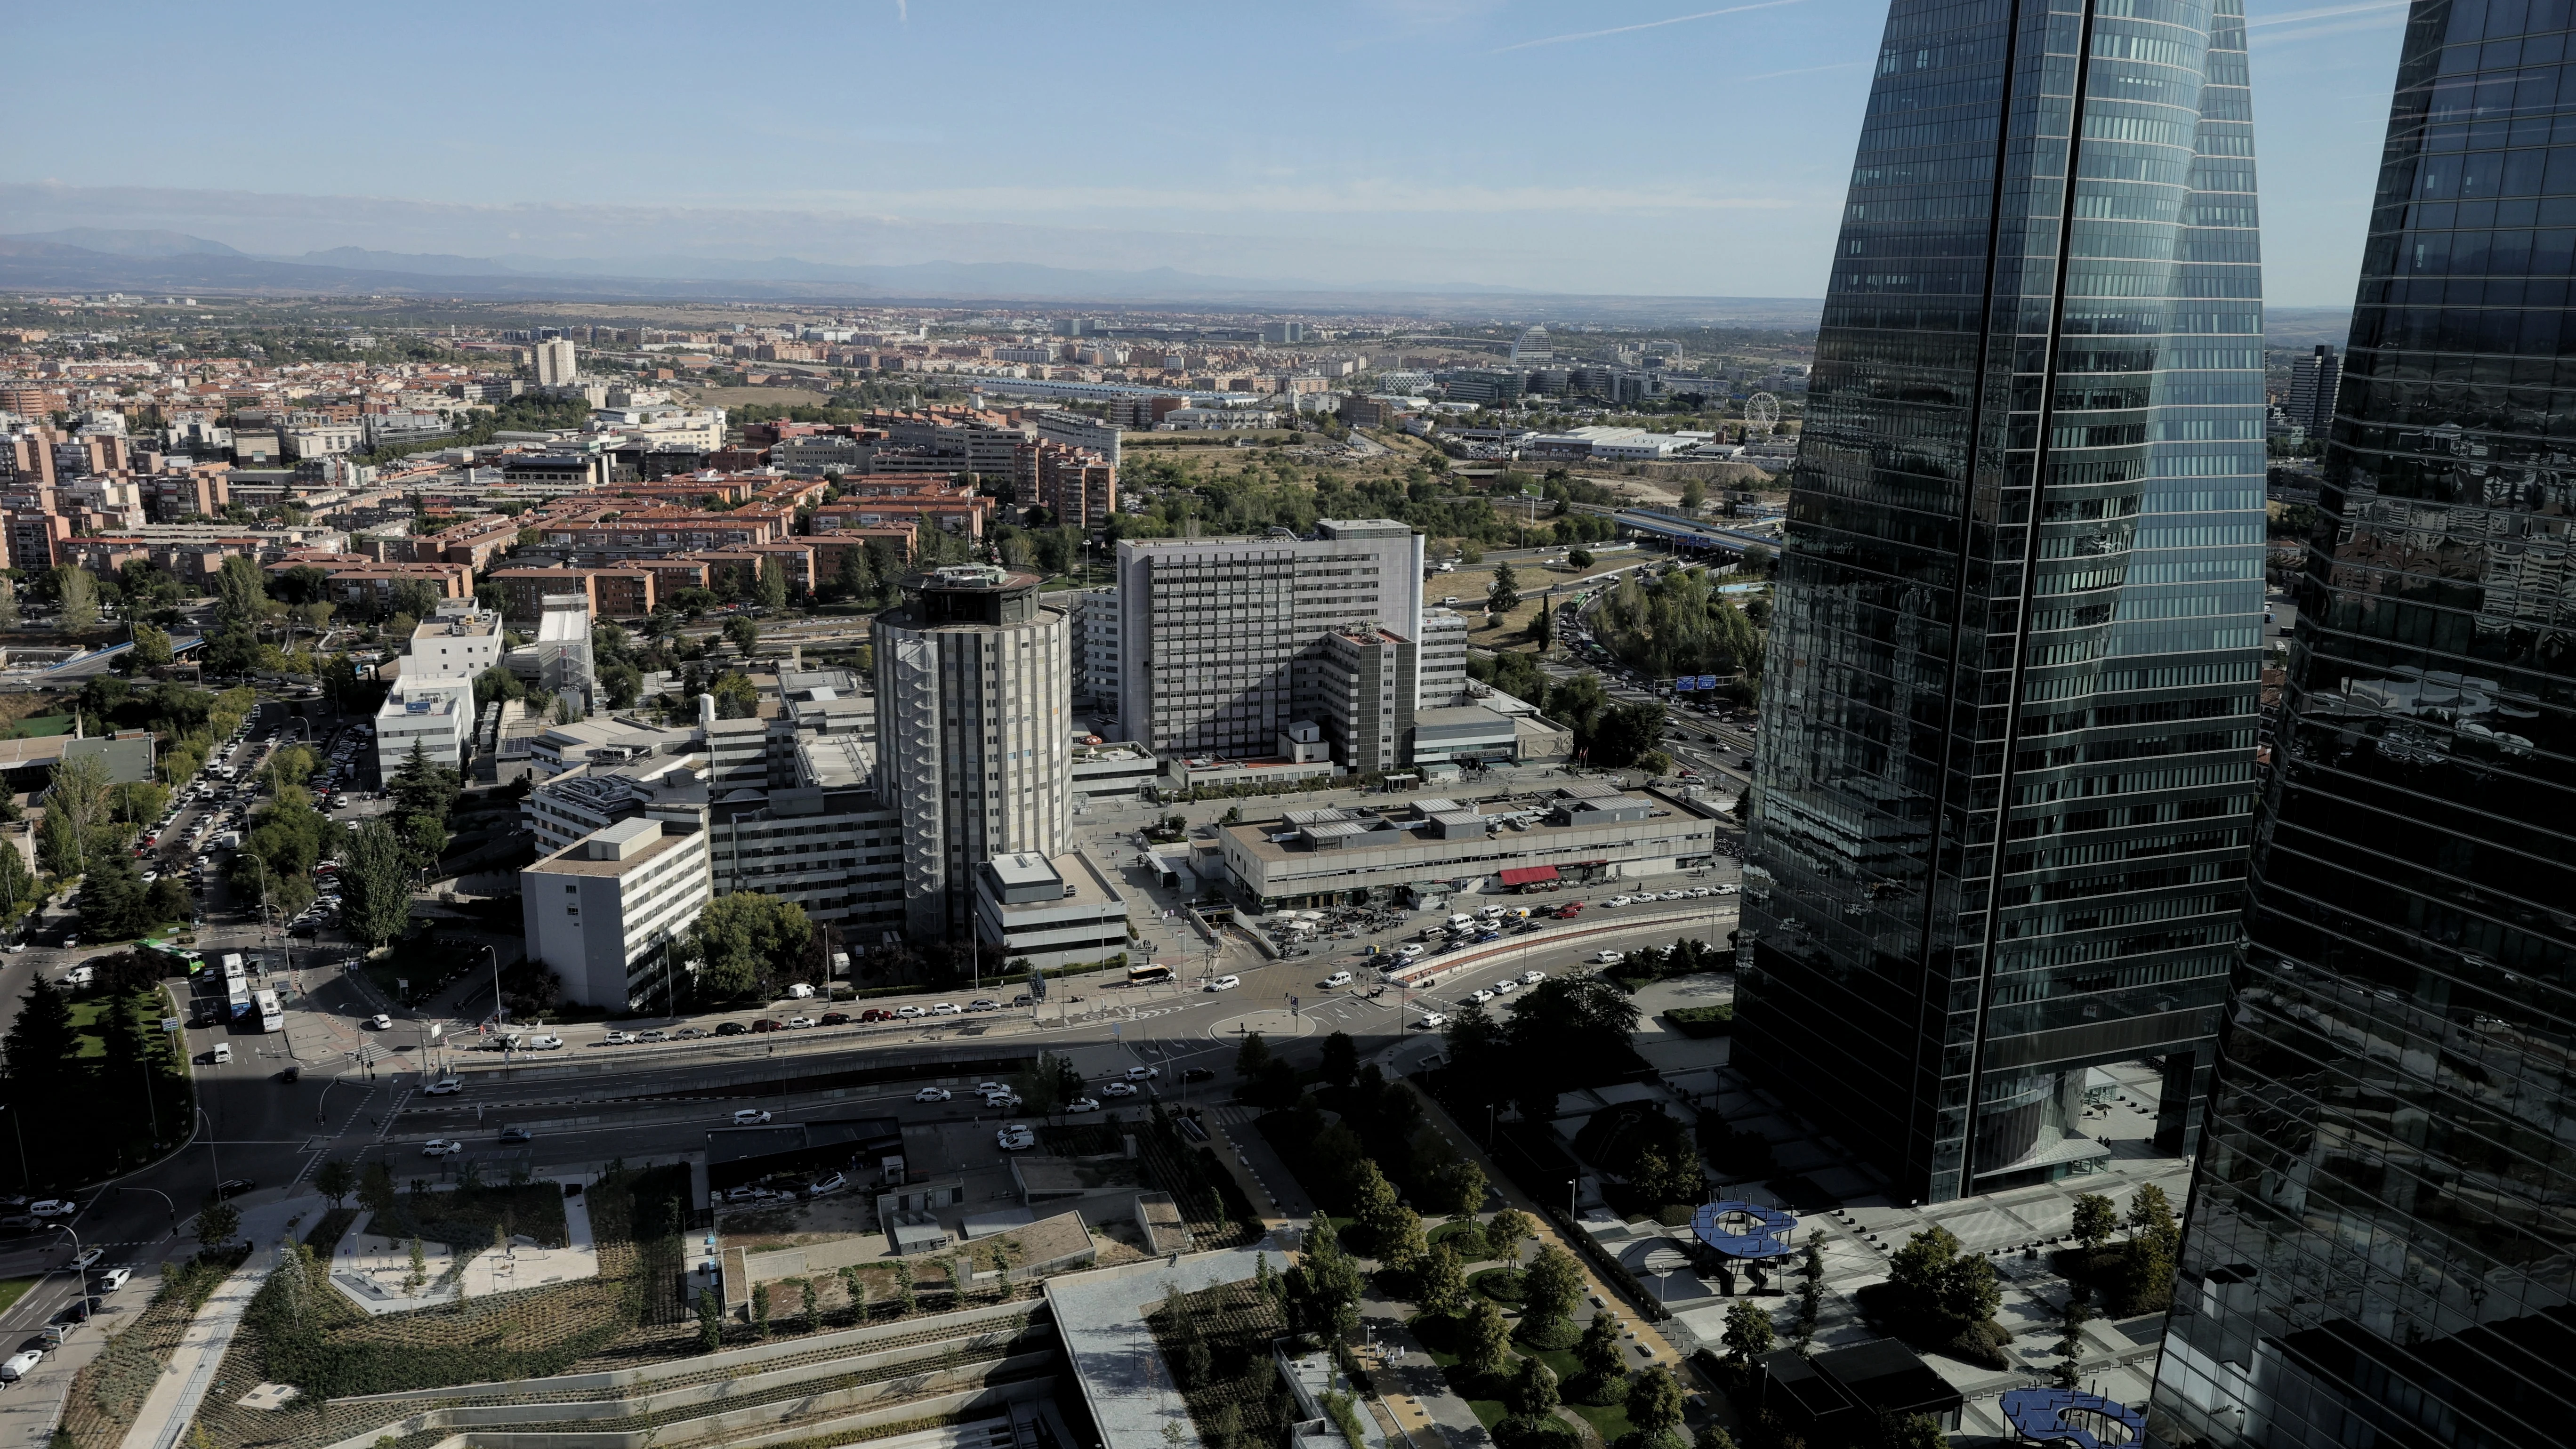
[997,1124,1036,1151]
[70,1248,102,1270]
[1413,1013,1448,1030]
[1065,1097,1102,1114]
[421,1139,462,1157]
[0,1349,42,1382]
[786,1016,816,1029]
[1716,883,1741,895]
[1203,974,1240,992]
[930,1002,961,1016]
[1125,1065,1161,1081]
[1102,1081,1137,1097]
[731,1109,773,1126]
[895,1005,928,1019]
[1607,894,1634,907]
[1661,890,1688,901]
[982,1089,1022,1109]
[600,1030,636,1046]
[1398,944,1425,958]
[1522,969,1547,985]
[524,1034,564,1050]
[806,1173,848,1198]
[1591,950,1626,966]
[423,1078,464,1095]
[1469,988,1496,1004]
[1691,886,1714,897]
[29,1199,75,1217]
[1492,978,1517,994]
[1322,971,1354,988]
[365,1014,392,1030]
[914,1087,953,1103]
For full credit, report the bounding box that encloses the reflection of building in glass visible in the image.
[2147,2,2576,1444]
[1735,0,2266,1206]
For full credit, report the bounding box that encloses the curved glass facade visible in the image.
[1738,0,2267,1204]
[2148,0,2576,1442]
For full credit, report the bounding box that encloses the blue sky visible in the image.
[3,0,2413,305]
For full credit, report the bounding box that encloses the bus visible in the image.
[254,988,283,1033]
[142,939,206,975]
[226,982,253,1025]
[1127,963,1175,988]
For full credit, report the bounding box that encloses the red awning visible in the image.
[1497,865,1560,886]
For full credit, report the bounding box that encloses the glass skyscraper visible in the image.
[2148,0,2576,1443]
[1738,0,2268,1204]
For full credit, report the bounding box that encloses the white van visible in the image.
[209,1043,231,1065]
[1448,913,1475,932]
[1476,904,1506,919]
[0,1348,40,1381]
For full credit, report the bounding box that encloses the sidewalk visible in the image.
[0,1266,153,1449]
[117,1195,323,1449]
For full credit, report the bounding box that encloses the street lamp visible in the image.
[113,1184,179,1240]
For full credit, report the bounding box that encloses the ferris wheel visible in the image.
[1744,392,1781,435]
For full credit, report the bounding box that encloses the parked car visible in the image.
[674,1026,710,1039]
[750,1019,784,1034]
[600,1031,636,1046]
[1065,1097,1101,1114]
[27,1199,75,1217]
[421,1140,462,1157]
[819,1012,850,1026]
[1521,969,1547,985]
[523,1034,564,1050]
[859,1009,895,1023]
[1,1349,43,1382]
[966,998,999,1013]
[806,1172,848,1198]
[731,1109,774,1126]
[930,1002,962,1016]
[914,1087,952,1103]
[996,1124,1036,1151]
[715,1021,750,1037]
[91,1268,130,1295]
[1103,1080,1137,1097]
[785,1016,817,1030]
[895,1006,927,1020]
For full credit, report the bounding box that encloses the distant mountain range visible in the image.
[0,227,1835,324]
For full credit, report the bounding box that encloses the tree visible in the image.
[56,566,99,632]
[1531,597,1554,650]
[1415,1241,1467,1315]
[1624,1365,1686,1441]
[1508,1355,1562,1417]
[758,559,789,610]
[1681,479,1708,513]
[2126,1182,2179,1248]
[1235,1030,1272,1081]
[1376,1206,1428,1275]
[214,555,268,626]
[3,979,80,1096]
[1695,1426,1740,1449]
[751,1281,771,1338]
[2071,1192,2118,1253]
[0,577,16,630]
[711,671,759,718]
[2053,1283,2092,1390]
[80,852,147,941]
[129,622,173,669]
[1484,1207,1534,1268]
[1569,547,1594,570]
[339,819,414,947]
[1589,700,1667,769]
[698,1287,724,1352]
[196,1198,241,1252]
[1289,1216,1365,1348]
[1017,1050,1085,1120]
[1723,1298,1778,1364]
[314,1158,358,1208]
[1574,1309,1627,1392]
[724,615,760,659]
[473,665,525,708]
[41,749,115,878]
[1522,1243,1583,1327]
[1459,1297,1512,1379]
[1488,563,1521,615]
[1886,1414,1948,1449]
[1422,1157,1488,1216]
[1317,1030,1359,1087]
[688,892,814,1000]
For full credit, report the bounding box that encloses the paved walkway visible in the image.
[0,1264,154,1449]
[118,1196,322,1449]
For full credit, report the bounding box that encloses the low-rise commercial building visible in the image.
[973,851,1132,971]
[1213,785,1720,910]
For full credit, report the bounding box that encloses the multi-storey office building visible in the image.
[1736,0,2268,1204]
[872,565,1073,938]
[2148,2,2576,1443]
[1114,520,1425,766]
[2282,344,2343,440]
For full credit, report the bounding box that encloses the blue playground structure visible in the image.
[1690,1201,1800,1260]
[1999,1387,2144,1448]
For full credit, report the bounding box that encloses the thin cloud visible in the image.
[2244,0,2405,26]
[1491,0,1807,54]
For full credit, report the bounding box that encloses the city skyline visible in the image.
[2,0,2418,305]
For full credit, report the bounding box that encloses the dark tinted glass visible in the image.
[1740,0,2264,1203]
[2147,0,2576,1442]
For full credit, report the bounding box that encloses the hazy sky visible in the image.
[4,0,2413,305]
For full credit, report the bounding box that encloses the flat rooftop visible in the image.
[526,827,698,878]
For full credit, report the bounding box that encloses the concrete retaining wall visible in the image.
[339,1299,1041,1405]
[317,1379,1055,1449]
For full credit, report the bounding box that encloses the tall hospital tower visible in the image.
[2148,0,2576,1442]
[1738,0,2269,1205]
